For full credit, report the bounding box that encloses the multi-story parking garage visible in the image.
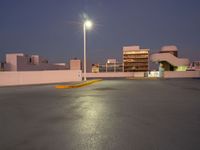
[123,46,149,72]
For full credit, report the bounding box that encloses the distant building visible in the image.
[106,58,117,72]
[91,59,123,73]
[3,53,67,71]
[123,46,149,72]
[188,61,200,71]
[70,59,81,70]
[91,64,99,73]
[107,59,117,64]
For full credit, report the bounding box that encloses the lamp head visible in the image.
[84,20,93,29]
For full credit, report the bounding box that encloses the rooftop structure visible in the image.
[161,45,178,51]
[160,45,178,57]
[150,45,190,71]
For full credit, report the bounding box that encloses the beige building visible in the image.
[123,46,149,72]
[3,53,67,71]
[91,64,99,73]
[70,59,81,70]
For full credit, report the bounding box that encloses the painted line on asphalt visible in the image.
[55,79,103,89]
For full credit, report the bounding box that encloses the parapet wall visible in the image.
[0,70,82,87]
[87,71,200,78]
[86,72,144,78]
[164,71,200,78]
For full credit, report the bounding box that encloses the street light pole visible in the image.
[83,20,92,81]
[83,23,87,81]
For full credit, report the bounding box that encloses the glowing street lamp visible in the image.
[83,20,93,81]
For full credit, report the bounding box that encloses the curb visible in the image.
[127,77,159,80]
[55,79,102,89]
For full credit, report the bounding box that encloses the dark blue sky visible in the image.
[0,0,200,64]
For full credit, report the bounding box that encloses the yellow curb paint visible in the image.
[55,79,102,89]
[127,77,159,80]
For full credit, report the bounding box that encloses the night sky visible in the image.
[0,0,200,65]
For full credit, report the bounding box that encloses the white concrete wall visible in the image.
[86,72,144,78]
[0,70,82,87]
[164,71,200,78]
[86,71,200,78]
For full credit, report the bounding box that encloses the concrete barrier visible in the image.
[86,71,200,79]
[0,70,82,86]
[164,71,200,78]
[86,72,144,78]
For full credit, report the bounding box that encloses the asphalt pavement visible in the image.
[0,79,200,150]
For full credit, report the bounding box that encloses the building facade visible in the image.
[70,59,81,70]
[91,59,123,73]
[3,53,67,71]
[188,61,200,71]
[123,46,149,72]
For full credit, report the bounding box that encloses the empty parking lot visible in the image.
[0,79,200,150]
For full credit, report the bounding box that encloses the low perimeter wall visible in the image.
[87,71,200,78]
[164,71,200,78]
[86,72,144,78]
[0,70,82,87]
